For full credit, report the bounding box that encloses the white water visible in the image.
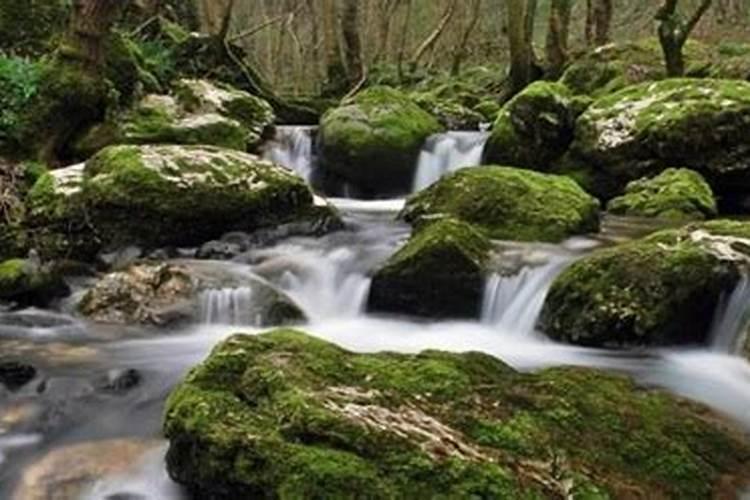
[710,276,750,353]
[412,131,489,192]
[263,126,317,183]
[199,287,257,326]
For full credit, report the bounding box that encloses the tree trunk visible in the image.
[341,0,364,86]
[321,0,343,90]
[451,0,482,75]
[545,0,572,78]
[656,0,712,77]
[65,0,126,71]
[409,0,457,72]
[397,0,413,81]
[506,0,534,95]
[593,0,613,46]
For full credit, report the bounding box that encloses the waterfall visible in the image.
[709,276,750,353]
[263,126,317,183]
[412,131,490,192]
[198,287,258,326]
[481,259,570,336]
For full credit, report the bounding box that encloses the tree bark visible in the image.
[66,0,127,71]
[585,0,612,47]
[451,0,482,75]
[656,0,712,77]
[409,0,457,72]
[341,0,364,86]
[545,0,572,78]
[506,0,535,95]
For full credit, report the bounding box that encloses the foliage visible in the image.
[0,57,42,153]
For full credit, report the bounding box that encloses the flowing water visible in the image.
[4,136,750,498]
[412,131,490,192]
[262,125,318,183]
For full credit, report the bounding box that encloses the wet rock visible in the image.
[606,168,717,221]
[79,262,306,327]
[368,218,491,319]
[13,439,159,500]
[0,362,36,391]
[0,257,68,307]
[164,329,750,499]
[320,86,443,195]
[97,369,142,394]
[401,166,600,242]
[540,221,750,347]
[196,240,243,260]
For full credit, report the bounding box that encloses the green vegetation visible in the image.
[401,166,600,242]
[164,329,750,499]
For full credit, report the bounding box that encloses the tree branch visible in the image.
[685,0,712,36]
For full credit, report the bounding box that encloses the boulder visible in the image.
[483,81,581,168]
[78,262,305,327]
[401,166,600,242]
[607,168,717,220]
[560,39,713,97]
[320,86,443,195]
[0,257,66,306]
[540,221,750,347]
[571,78,750,200]
[163,329,750,499]
[368,218,491,318]
[25,145,337,259]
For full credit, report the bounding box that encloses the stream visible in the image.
[2,132,750,498]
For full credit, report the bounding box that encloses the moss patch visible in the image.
[163,329,750,499]
[401,166,600,242]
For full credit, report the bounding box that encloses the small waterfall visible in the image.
[263,126,317,183]
[412,131,490,192]
[709,276,750,353]
[481,260,569,336]
[199,287,258,326]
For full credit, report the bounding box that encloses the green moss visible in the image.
[369,218,491,318]
[0,56,43,154]
[484,81,575,169]
[401,166,600,242]
[0,0,69,57]
[164,329,750,499]
[572,78,750,200]
[320,86,443,194]
[540,223,744,347]
[607,168,717,220]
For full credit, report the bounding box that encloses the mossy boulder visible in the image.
[26,145,337,259]
[401,166,600,242]
[571,78,750,200]
[607,168,717,221]
[560,39,713,97]
[539,221,750,347]
[164,329,750,499]
[320,86,443,195]
[368,218,492,319]
[484,81,579,169]
[0,258,66,306]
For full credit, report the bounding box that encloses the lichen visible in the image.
[401,166,600,242]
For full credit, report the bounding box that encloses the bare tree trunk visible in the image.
[321,0,343,89]
[593,0,613,45]
[506,0,535,95]
[409,0,457,72]
[451,0,482,75]
[546,0,572,78]
[65,0,127,71]
[657,0,712,77]
[374,0,402,64]
[341,0,364,86]
[397,0,413,81]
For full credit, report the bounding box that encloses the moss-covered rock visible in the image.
[571,78,750,200]
[368,218,491,318]
[483,81,578,169]
[320,86,443,195]
[607,168,717,220]
[539,221,750,347]
[560,39,713,97]
[164,329,750,499]
[401,166,600,242]
[0,258,66,306]
[25,145,338,259]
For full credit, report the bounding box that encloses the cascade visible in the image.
[412,131,490,192]
[709,276,750,353]
[198,287,258,326]
[263,126,318,183]
[481,259,570,336]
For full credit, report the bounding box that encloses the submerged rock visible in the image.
[26,145,338,259]
[483,81,580,169]
[13,439,159,500]
[401,166,600,242]
[0,361,36,391]
[571,78,750,199]
[164,329,750,499]
[368,218,491,318]
[320,86,443,195]
[540,221,750,347]
[78,262,305,327]
[607,168,717,220]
